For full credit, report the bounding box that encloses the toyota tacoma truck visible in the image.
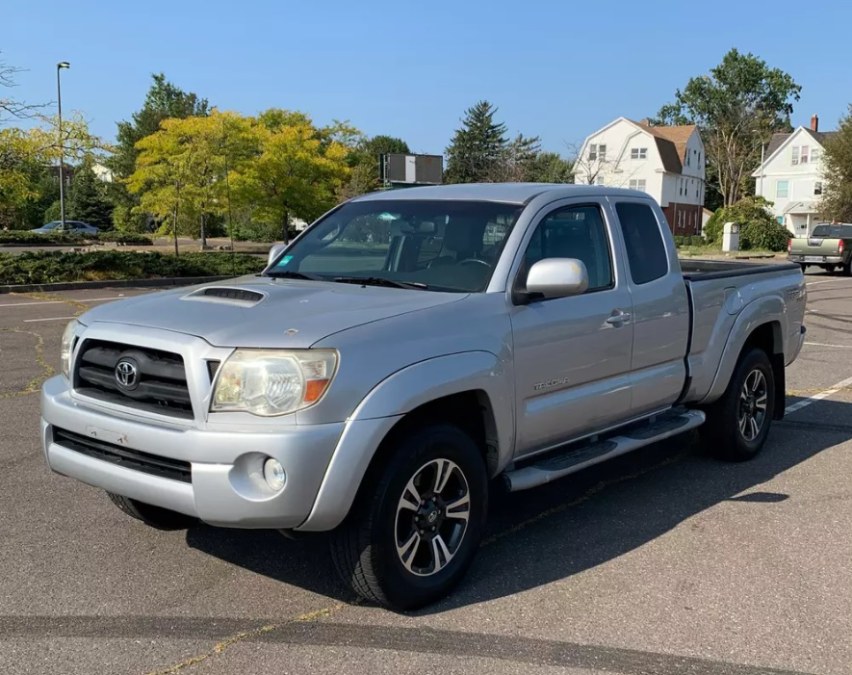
[788,222,852,275]
[41,184,807,610]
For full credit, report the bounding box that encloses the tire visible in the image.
[825,265,837,275]
[843,260,852,277]
[799,264,808,273]
[330,424,488,611]
[107,492,197,530]
[700,348,776,462]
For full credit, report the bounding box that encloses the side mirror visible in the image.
[525,258,589,300]
[267,242,288,268]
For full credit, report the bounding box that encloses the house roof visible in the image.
[633,121,698,174]
[755,127,838,175]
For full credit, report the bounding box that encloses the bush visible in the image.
[0,251,265,286]
[740,220,790,252]
[0,230,86,245]
[689,235,705,246]
[97,232,153,245]
[702,196,779,248]
[673,235,685,247]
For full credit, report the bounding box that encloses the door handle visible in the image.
[605,311,632,326]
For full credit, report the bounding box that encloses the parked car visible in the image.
[40,184,807,610]
[31,220,100,235]
[788,223,852,275]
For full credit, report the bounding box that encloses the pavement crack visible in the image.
[143,603,348,675]
[0,328,55,399]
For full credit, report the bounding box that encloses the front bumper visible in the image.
[41,375,353,529]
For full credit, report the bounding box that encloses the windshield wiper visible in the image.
[333,276,429,290]
[265,270,324,281]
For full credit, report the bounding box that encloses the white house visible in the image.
[573,117,706,235]
[752,115,836,236]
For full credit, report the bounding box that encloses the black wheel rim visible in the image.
[738,368,768,442]
[394,458,471,577]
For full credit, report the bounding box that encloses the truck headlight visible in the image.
[60,319,79,379]
[211,349,337,416]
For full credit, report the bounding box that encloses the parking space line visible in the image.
[804,342,852,349]
[785,375,852,415]
[23,316,75,323]
[0,296,125,308]
[805,279,840,286]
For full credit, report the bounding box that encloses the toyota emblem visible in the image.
[115,359,139,390]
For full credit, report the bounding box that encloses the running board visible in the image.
[504,409,706,492]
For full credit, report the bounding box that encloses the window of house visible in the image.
[812,147,821,163]
[615,202,669,285]
[814,181,823,196]
[595,176,605,185]
[628,179,646,191]
[521,205,613,293]
[589,144,598,161]
[776,180,789,198]
[686,152,691,167]
[791,147,799,165]
[598,144,607,161]
[698,151,701,165]
[630,147,647,160]
[801,145,809,164]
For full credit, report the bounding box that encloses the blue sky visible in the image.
[3,0,850,155]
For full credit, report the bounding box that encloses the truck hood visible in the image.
[81,275,467,348]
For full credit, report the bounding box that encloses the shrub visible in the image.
[0,251,265,286]
[740,220,790,252]
[689,235,705,246]
[0,230,87,245]
[702,196,778,247]
[673,235,685,247]
[97,232,153,245]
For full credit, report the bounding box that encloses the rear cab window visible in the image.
[614,202,669,285]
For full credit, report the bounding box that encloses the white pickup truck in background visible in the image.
[42,184,807,609]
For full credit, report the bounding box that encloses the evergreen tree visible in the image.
[68,160,113,229]
[445,101,508,183]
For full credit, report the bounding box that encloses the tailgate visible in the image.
[790,236,840,255]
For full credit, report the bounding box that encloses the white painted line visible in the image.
[0,295,125,308]
[23,316,75,323]
[804,342,852,349]
[786,375,852,415]
[806,279,840,286]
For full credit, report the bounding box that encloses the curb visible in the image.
[0,275,232,295]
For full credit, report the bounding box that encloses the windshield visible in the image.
[266,199,523,292]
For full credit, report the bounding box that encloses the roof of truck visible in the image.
[353,183,649,205]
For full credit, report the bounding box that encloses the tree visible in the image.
[1,52,45,124]
[655,49,801,207]
[445,101,509,183]
[109,74,209,231]
[127,110,253,249]
[703,195,778,246]
[820,105,852,222]
[494,133,541,182]
[566,140,611,185]
[525,151,574,183]
[230,110,351,240]
[68,159,113,229]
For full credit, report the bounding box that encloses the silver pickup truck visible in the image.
[41,184,807,610]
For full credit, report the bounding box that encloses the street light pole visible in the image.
[56,62,70,230]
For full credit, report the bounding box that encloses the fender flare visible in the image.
[700,295,786,405]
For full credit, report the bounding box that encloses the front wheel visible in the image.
[700,348,776,462]
[330,424,488,610]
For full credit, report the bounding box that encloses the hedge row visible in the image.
[0,231,154,245]
[0,251,266,286]
[673,235,707,247]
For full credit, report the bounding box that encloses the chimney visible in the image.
[811,114,819,132]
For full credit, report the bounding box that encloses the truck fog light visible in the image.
[263,458,286,491]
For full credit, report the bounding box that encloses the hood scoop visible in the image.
[183,287,266,307]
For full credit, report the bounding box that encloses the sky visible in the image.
[3,0,851,156]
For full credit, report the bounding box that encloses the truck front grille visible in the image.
[74,339,193,419]
[53,427,192,483]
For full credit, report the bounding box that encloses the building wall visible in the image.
[662,203,703,236]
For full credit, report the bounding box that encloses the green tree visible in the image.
[655,49,801,207]
[68,159,113,229]
[524,151,574,183]
[109,74,209,231]
[820,105,852,222]
[230,110,351,240]
[445,101,509,183]
[703,195,788,250]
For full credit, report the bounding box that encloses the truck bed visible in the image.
[680,258,798,281]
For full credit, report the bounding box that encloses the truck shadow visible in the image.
[185,397,852,613]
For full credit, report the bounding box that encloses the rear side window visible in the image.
[615,202,668,285]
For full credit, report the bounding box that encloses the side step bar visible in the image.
[504,409,705,492]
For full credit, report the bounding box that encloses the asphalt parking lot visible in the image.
[1,272,852,675]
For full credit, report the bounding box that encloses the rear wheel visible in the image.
[825,264,837,275]
[843,260,852,277]
[107,492,197,530]
[700,348,776,462]
[330,423,487,610]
